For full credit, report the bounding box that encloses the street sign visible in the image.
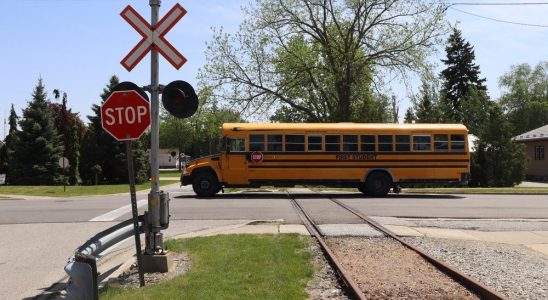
[121,4,187,71]
[101,90,151,141]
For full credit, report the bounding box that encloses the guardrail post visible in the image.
[65,252,98,300]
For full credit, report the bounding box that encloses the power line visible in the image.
[449,7,548,28]
[450,2,548,5]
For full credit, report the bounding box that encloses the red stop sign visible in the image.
[101,90,151,141]
[250,151,264,164]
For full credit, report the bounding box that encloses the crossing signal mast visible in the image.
[112,1,198,275]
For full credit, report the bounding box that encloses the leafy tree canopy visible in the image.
[201,0,447,122]
[498,61,548,136]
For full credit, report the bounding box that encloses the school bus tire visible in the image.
[192,171,220,197]
[364,171,392,197]
[357,183,366,194]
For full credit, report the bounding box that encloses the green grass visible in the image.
[100,234,313,300]
[0,180,179,197]
[159,170,182,178]
[405,187,548,194]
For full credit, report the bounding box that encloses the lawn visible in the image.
[0,180,179,197]
[159,170,182,178]
[100,234,313,300]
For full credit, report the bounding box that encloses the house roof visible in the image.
[514,124,548,142]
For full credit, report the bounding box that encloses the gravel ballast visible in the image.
[404,237,548,300]
[326,237,478,300]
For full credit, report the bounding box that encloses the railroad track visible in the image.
[286,191,508,300]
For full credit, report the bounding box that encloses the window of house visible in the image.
[343,135,358,151]
[361,135,375,152]
[267,135,283,151]
[326,135,341,151]
[285,134,305,151]
[307,135,323,151]
[535,146,545,160]
[413,135,431,151]
[228,138,245,152]
[249,134,265,151]
[434,134,449,152]
[451,134,465,152]
[395,135,410,152]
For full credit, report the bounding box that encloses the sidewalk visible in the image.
[162,220,548,256]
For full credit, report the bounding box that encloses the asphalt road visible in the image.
[1,186,548,299]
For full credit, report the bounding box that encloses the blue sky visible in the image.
[1,0,546,138]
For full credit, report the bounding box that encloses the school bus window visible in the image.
[308,135,323,151]
[413,135,431,151]
[378,135,393,152]
[361,135,375,152]
[228,138,245,152]
[434,134,449,152]
[267,135,283,151]
[249,134,265,151]
[395,135,410,152]
[326,135,341,151]
[343,135,358,151]
[451,134,465,152]
[285,134,305,151]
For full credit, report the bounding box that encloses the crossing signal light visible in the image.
[161,80,198,119]
[112,81,149,101]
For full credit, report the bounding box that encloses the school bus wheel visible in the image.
[357,183,366,194]
[364,171,392,197]
[192,171,220,197]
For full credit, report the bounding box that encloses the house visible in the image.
[148,149,191,169]
[514,124,548,180]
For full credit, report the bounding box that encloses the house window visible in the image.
[535,146,545,160]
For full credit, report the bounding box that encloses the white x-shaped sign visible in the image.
[121,4,187,71]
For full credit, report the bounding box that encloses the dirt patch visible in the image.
[326,237,478,300]
[106,252,189,289]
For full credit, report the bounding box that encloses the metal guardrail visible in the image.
[65,216,144,300]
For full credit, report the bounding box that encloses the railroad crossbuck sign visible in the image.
[121,4,187,71]
[101,91,151,141]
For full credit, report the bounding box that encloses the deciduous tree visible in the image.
[498,61,548,136]
[202,0,447,122]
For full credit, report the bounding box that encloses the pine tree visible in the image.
[470,103,526,187]
[4,105,18,183]
[68,122,80,185]
[440,28,487,123]
[403,108,415,123]
[10,79,64,185]
[80,75,149,184]
[414,80,441,123]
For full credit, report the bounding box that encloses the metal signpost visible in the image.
[120,1,188,270]
[101,90,151,286]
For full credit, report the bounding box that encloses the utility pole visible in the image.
[392,95,399,124]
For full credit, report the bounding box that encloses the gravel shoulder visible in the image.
[403,237,548,300]
[326,237,478,300]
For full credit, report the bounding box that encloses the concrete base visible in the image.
[142,251,175,273]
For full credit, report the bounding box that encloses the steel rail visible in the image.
[287,192,367,300]
[329,197,509,300]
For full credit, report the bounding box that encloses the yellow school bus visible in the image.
[181,123,470,196]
